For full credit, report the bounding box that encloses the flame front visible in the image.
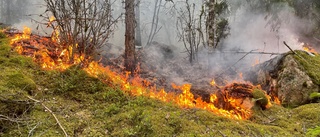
[302,45,318,54]
[8,27,263,120]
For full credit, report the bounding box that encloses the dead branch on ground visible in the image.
[26,96,69,137]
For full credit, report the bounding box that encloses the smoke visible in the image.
[200,2,315,76]
[10,0,49,35]
[142,1,317,85]
[2,0,317,85]
[223,2,309,52]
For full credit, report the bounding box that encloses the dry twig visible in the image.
[26,96,68,137]
[218,130,227,137]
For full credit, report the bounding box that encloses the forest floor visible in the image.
[1,35,320,136]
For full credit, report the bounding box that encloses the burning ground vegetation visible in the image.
[0,27,320,136]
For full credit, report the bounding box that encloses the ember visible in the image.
[8,27,274,120]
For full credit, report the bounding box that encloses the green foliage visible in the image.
[213,1,229,15]
[310,92,320,100]
[307,126,320,137]
[215,19,230,47]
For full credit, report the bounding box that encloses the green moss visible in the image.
[292,103,320,128]
[42,66,107,100]
[0,31,6,38]
[6,71,36,91]
[7,56,36,68]
[0,38,11,56]
[293,50,320,85]
[252,88,269,108]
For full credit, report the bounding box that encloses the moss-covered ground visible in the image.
[1,37,320,136]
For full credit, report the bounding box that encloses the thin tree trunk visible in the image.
[207,0,215,48]
[146,0,161,46]
[135,0,142,48]
[125,0,136,74]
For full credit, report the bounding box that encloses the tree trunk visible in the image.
[125,0,136,74]
[207,0,215,48]
[135,0,142,48]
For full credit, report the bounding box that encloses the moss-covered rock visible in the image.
[252,88,269,108]
[277,54,318,107]
[245,51,320,107]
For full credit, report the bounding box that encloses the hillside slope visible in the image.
[0,37,320,137]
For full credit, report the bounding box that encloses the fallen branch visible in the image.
[218,130,227,137]
[210,51,282,55]
[283,41,297,54]
[216,49,257,78]
[28,122,41,137]
[283,41,306,61]
[26,96,69,137]
[0,114,24,123]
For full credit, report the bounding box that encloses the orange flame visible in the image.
[10,26,31,44]
[8,27,275,120]
[303,45,318,54]
[210,79,216,86]
[273,96,281,105]
[252,59,260,67]
[239,72,243,79]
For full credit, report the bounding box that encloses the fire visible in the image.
[239,72,243,79]
[10,26,31,44]
[273,96,281,105]
[252,59,260,66]
[210,79,216,86]
[8,27,277,120]
[302,45,318,54]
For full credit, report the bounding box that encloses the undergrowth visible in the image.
[1,37,320,136]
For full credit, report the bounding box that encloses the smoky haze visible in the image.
[0,0,316,85]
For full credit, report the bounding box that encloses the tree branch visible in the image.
[26,96,69,137]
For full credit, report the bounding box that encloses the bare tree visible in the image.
[176,0,204,65]
[174,0,229,64]
[125,0,136,74]
[44,0,119,63]
[146,0,162,46]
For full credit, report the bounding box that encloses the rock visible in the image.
[245,51,320,107]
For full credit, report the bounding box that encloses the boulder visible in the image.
[245,51,320,107]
